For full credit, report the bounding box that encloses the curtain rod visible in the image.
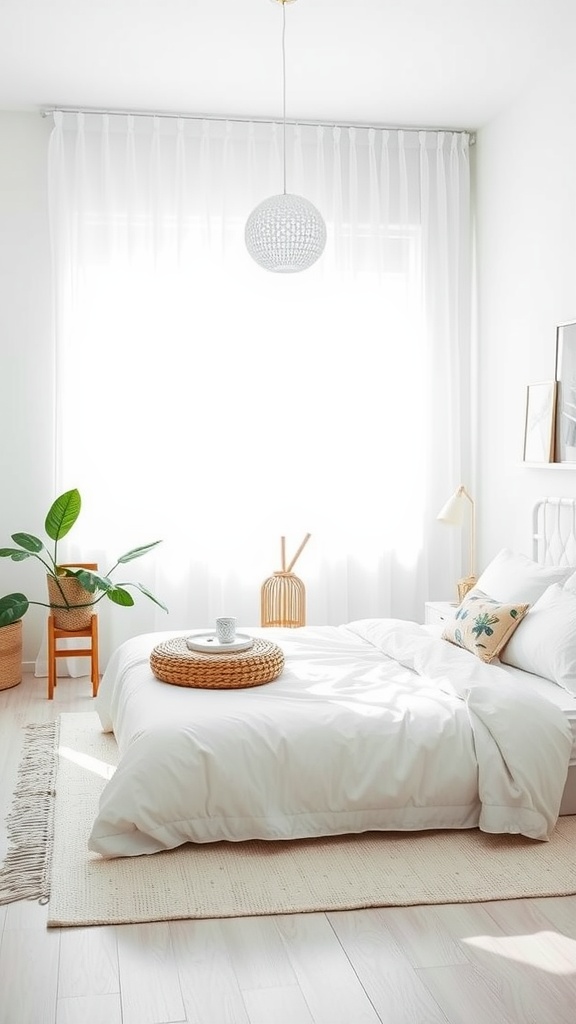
[40,106,475,140]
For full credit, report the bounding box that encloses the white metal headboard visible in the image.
[532,497,576,566]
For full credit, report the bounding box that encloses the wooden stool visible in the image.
[47,562,100,699]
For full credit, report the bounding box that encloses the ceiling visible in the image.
[0,0,574,131]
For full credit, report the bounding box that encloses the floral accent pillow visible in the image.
[442,588,529,663]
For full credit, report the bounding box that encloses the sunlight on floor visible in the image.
[58,744,116,780]
[464,931,576,974]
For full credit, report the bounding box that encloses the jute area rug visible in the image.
[2,712,576,929]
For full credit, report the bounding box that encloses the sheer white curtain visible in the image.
[47,111,471,667]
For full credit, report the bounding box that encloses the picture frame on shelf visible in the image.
[555,320,576,462]
[523,381,556,464]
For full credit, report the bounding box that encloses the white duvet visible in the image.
[88,620,573,857]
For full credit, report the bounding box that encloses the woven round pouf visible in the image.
[150,636,285,689]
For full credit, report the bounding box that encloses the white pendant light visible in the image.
[245,0,326,273]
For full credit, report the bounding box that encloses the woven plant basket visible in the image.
[47,575,95,630]
[0,619,22,690]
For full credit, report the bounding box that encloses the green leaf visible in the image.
[0,593,29,627]
[106,587,135,607]
[0,548,33,561]
[117,540,162,564]
[45,488,81,542]
[11,533,44,553]
[73,570,113,594]
[129,581,169,613]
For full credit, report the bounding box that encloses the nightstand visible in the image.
[424,601,458,626]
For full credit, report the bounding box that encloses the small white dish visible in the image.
[186,632,254,654]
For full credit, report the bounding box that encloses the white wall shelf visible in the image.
[522,463,576,469]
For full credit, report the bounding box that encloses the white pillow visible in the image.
[475,548,574,604]
[500,582,576,695]
[564,570,576,592]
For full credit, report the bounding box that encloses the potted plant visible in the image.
[0,488,167,634]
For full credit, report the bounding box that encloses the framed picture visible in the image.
[523,381,557,463]
[555,320,576,462]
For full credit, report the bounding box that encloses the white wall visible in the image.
[475,57,576,567]
[4,71,576,660]
[0,112,54,661]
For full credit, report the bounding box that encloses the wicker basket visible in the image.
[456,575,478,603]
[47,575,95,630]
[150,636,285,689]
[261,572,306,627]
[0,619,22,690]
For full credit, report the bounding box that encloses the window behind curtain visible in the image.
[48,113,471,664]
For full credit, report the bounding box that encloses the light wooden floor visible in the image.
[1,674,575,1024]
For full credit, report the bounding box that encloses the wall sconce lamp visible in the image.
[437,484,477,602]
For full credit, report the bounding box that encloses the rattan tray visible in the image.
[150,635,284,689]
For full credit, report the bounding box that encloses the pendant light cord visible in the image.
[281,1,287,195]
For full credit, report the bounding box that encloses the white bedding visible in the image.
[424,623,576,763]
[88,620,573,857]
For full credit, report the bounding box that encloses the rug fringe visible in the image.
[0,720,58,905]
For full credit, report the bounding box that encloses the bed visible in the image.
[88,497,576,858]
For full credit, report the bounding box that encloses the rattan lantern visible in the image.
[261,533,311,627]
